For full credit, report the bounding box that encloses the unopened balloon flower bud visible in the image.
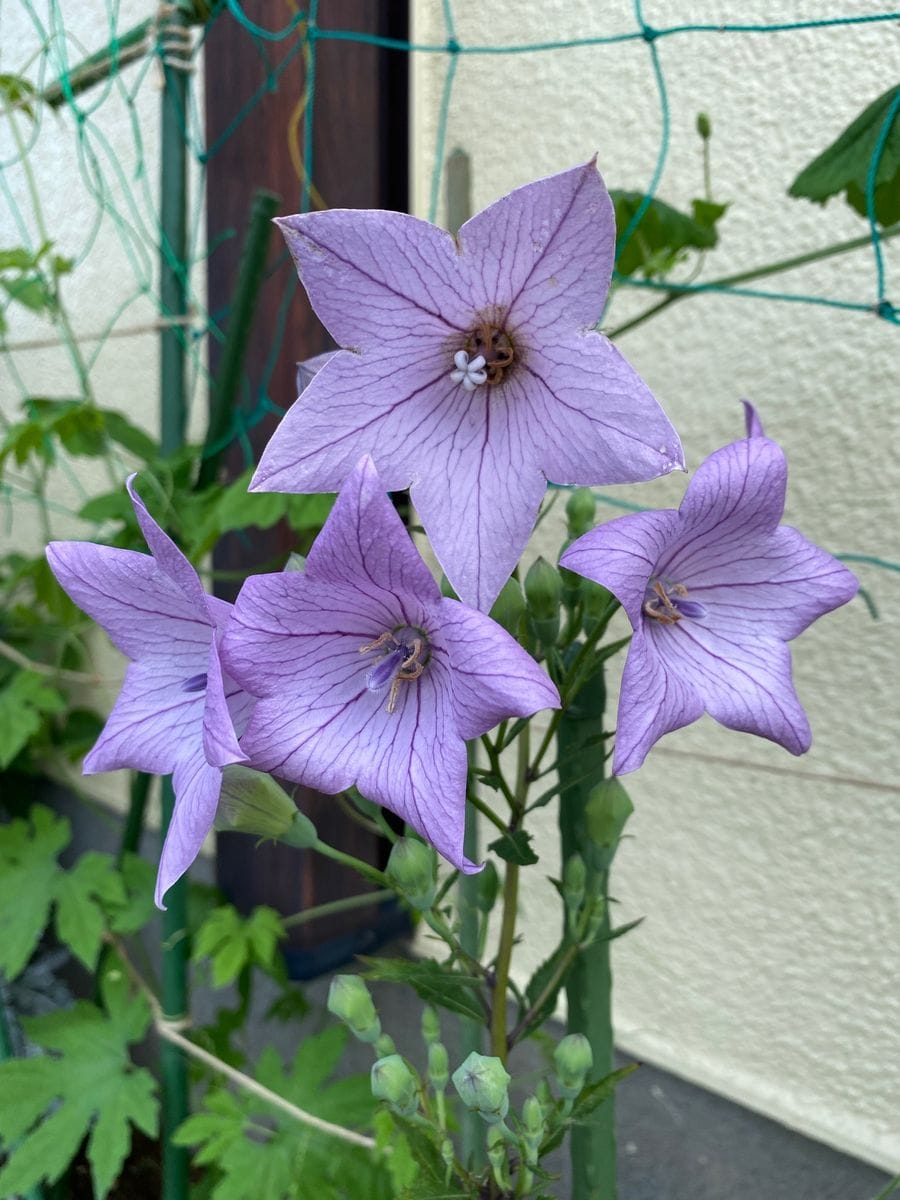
[486,1124,510,1186]
[554,1033,593,1099]
[327,975,381,1043]
[386,837,437,910]
[522,1095,545,1141]
[371,1054,419,1117]
[421,1005,440,1047]
[489,576,526,638]
[562,854,586,931]
[428,1042,449,1091]
[697,111,712,139]
[566,487,596,539]
[215,766,318,847]
[452,1052,511,1124]
[525,556,561,647]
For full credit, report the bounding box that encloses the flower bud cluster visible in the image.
[386,837,437,910]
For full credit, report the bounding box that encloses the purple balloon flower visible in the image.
[46,478,252,906]
[253,160,684,612]
[221,456,560,872]
[560,431,858,774]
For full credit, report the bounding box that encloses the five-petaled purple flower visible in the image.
[221,456,560,872]
[46,479,252,907]
[560,420,858,774]
[252,160,684,612]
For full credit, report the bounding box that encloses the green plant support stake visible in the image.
[196,188,281,491]
[558,662,616,1200]
[158,5,191,1197]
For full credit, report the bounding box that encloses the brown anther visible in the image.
[386,638,426,713]
[359,631,394,655]
[466,320,515,386]
[643,579,683,625]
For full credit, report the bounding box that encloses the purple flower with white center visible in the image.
[252,160,684,612]
[46,478,253,907]
[560,428,859,774]
[221,456,560,872]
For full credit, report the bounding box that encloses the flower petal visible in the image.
[126,475,211,617]
[46,541,211,663]
[202,634,250,769]
[409,392,547,611]
[560,509,681,627]
[741,399,765,438]
[305,455,441,604]
[613,631,704,774]
[435,598,560,738]
[156,750,224,908]
[517,330,685,481]
[661,439,786,582]
[251,349,454,494]
[651,619,812,755]
[275,208,471,350]
[83,661,205,775]
[681,525,859,641]
[458,159,614,333]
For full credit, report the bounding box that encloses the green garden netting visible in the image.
[1,0,899,578]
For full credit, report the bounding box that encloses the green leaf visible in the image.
[0,670,66,768]
[789,86,900,226]
[193,904,286,987]
[360,957,484,1021]
[101,410,158,461]
[540,1064,639,1154]
[0,75,38,120]
[584,777,634,869]
[0,246,37,271]
[612,190,726,278]
[488,828,539,866]
[373,1110,419,1193]
[54,852,126,969]
[0,805,68,977]
[1,274,55,313]
[0,985,157,1199]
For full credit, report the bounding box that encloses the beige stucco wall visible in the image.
[413,0,900,1172]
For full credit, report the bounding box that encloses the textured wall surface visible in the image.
[412,0,900,1171]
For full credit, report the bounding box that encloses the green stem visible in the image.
[558,661,616,1200]
[41,18,155,108]
[465,787,507,834]
[282,887,394,929]
[196,189,281,490]
[490,727,529,1063]
[458,748,484,1167]
[311,838,389,887]
[160,780,190,1200]
[609,222,900,338]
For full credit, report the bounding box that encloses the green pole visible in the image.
[158,9,191,1199]
[558,664,616,1200]
[196,189,281,490]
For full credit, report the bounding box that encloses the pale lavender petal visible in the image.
[679,525,859,641]
[251,348,452,494]
[560,509,681,627]
[613,632,704,774]
[409,394,547,611]
[155,750,224,907]
[518,331,685,481]
[83,661,205,775]
[305,455,440,604]
[126,475,211,618]
[650,620,812,755]
[742,399,765,438]
[46,541,211,662]
[434,599,560,739]
[457,159,614,333]
[202,634,249,769]
[297,350,337,395]
[665,439,786,578]
[275,208,471,350]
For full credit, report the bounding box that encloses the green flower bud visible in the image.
[566,487,596,539]
[581,578,617,636]
[522,1095,545,1140]
[452,1052,511,1124]
[327,975,381,1043]
[371,1054,419,1117]
[421,1005,441,1047]
[486,1123,509,1185]
[488,576,526,638]
[215,766,315,844]
[524,556,561,647]
[386,837,437,910]
[697,111,712,139]
[375,1032,397,1059]
[554,1033,593,1099]
[428,1041,449,1091]
[559,559,583,612]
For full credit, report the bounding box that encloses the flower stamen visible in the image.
[643,579,706,625]
[360,629,429,713]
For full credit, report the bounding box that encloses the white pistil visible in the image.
[450,350,488,392]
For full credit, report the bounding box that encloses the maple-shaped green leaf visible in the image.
[0,670,66,768]
[611,190,728,279]
[192,904,286,987]
[0,965,157,1199]
[789,86,900,226]
[0,805,131,977]
[175,1027,388,1200]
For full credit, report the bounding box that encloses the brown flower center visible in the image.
[465,321,515,386]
